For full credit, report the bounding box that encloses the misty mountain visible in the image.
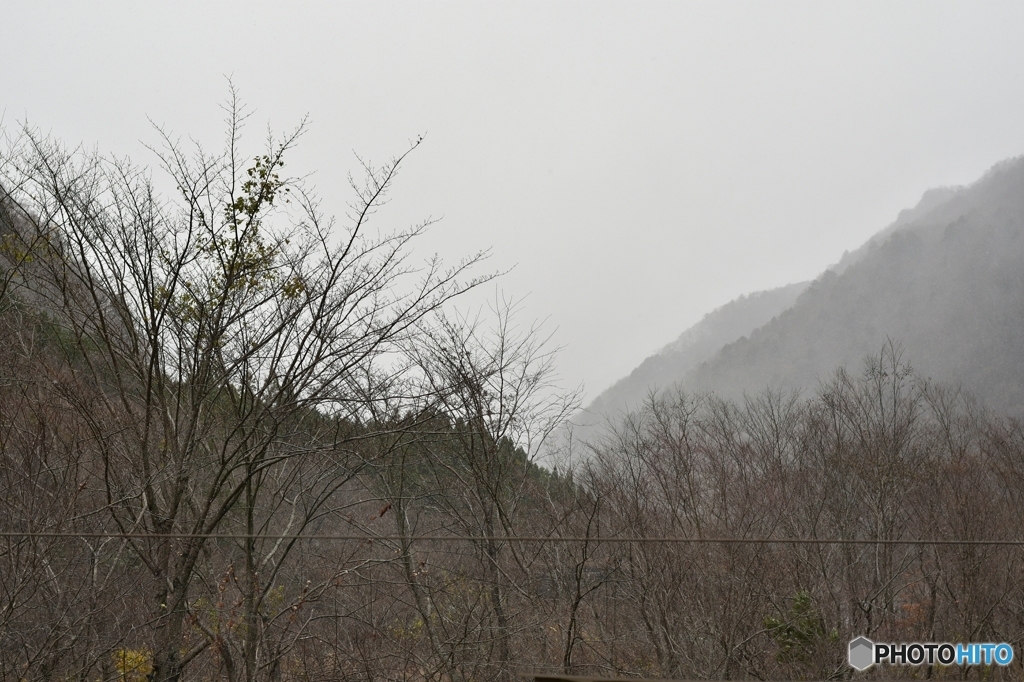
[576,154,1024,436]
[686,155,1024,413]
[570,281,808,437]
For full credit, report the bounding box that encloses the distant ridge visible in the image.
[683,154,1024,414]
[572,281,808,437]
[573,154,1024,441]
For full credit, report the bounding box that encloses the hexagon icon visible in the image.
[849,636,875,671]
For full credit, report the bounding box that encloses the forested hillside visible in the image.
[581,155,1024,427]
[576,281,808,434]
[5,120,1024,682]
[683,156,1024,414]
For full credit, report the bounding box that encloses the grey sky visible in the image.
[4,2,1024,401]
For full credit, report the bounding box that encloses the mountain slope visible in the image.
[573,281,808,432]
[573,154,1024,440]
[682,155,1024,414]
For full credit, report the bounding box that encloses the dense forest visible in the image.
[3,115,1024,682]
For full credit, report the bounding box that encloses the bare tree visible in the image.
[351,298,579,682]
[0,92,488,682]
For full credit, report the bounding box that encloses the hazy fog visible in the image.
[5,2,1024,400]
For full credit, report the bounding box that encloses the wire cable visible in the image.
[1,532,1022,545]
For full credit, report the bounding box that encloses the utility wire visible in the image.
[1,532,1023,545]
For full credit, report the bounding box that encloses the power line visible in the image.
[1,532,1022,545]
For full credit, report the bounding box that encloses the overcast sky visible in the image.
[4,2,1024,401]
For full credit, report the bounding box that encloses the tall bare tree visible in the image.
[0,92,488,682]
